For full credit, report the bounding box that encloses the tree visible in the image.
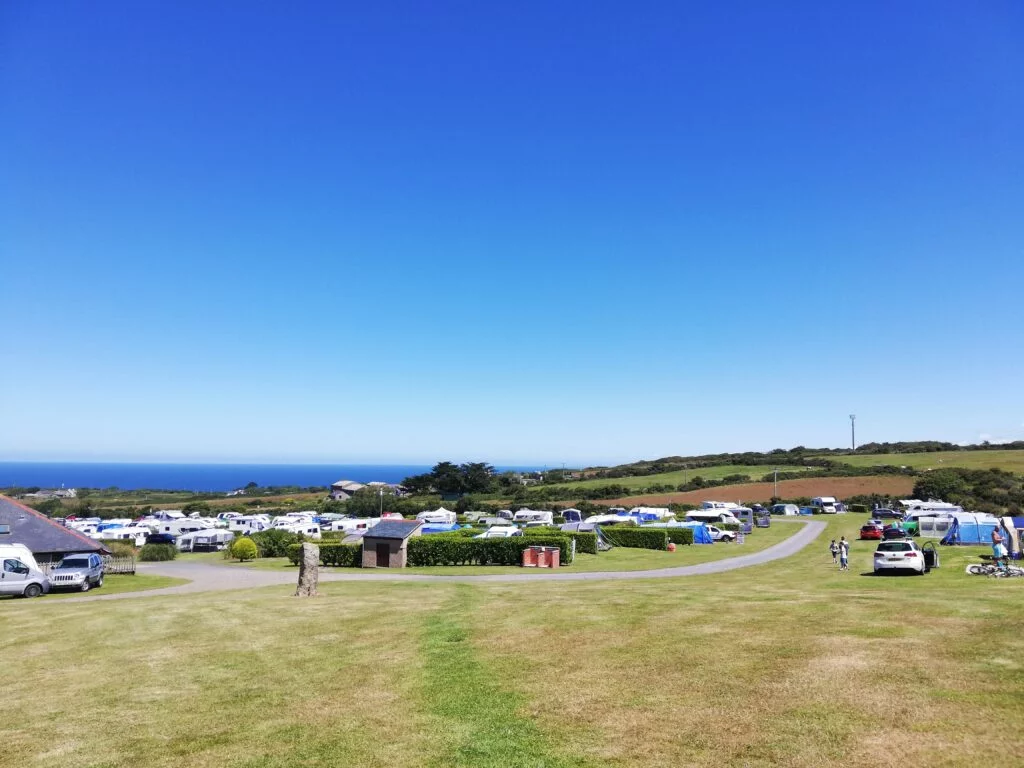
[432,462,465,495]
[460,462,496,494]
[913,469,969,502]
[401,473,434,494]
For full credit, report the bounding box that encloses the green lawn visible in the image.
[0,574,188,601]
[1,516,1020,767]
[540,463,809,491]
[822,448,1024,474]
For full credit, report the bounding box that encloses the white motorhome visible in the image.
[512,509,554,525]
[700,501,739,510]
[811,497,842,514]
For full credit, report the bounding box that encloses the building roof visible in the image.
[363,520,423,540]
[0,496,107,556]
[331,480,366,491]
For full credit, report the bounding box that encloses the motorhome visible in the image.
[177,528,236,552]
[100,525,152,546]
[811,497,844,514]
[512,509,554,525]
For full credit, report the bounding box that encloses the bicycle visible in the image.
[965,559,1024,578]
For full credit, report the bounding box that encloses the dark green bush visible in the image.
[139,543,178,562]
[406,535,571,567]
[716,522,741,532]
[249,529,303,558]
[598,527,668,550]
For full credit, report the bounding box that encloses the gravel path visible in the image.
[60,520,825,603]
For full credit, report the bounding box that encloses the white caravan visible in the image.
[512,509,554,525]
[227,515,272,535]
[177,528,236,552]
[687,509,743,527]
[416,508,457,525]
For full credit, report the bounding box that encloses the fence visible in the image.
[36,555,136,575]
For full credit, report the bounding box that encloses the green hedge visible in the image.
[139,543,178,561]
[406,535,572,567]
[249,529,303,558]
[598,527,668,550]
[522,528,598,555]
[286,542,362,567]
[664,528,694,546]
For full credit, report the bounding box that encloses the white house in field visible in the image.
[329,479,366,501]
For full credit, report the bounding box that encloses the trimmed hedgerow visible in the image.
[598,527,668,550]
[286,542,361,567]
[406,535,572,567]
[521,528,598,555]
[665,528,695,546]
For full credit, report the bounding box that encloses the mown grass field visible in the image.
[824,448,1024,474]
[0,574,187,602]
[1,516,1021,768]
[540,464,809,491]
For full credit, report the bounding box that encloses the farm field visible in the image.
[540,464,808,491]
[595,475,917,507]
[824,448,1024,474]
[1,516,1020,768]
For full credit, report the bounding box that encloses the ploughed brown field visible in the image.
[594,475,916,507]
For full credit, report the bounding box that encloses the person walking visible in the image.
[829,539,839,564]
[839,536,850,571]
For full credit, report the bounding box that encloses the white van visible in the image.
[811,497,841,514]
[0,545,50,598]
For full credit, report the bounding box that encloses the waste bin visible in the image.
[922,542,939,571]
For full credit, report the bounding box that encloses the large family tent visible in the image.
[1000,517,1024,559]
[940,514,1001,546]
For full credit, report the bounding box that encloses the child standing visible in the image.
[829,539,839,564]
[839,536,850,571]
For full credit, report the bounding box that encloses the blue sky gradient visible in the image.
[2,1,1022,465]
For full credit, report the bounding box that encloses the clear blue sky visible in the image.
[2,1,1022,466]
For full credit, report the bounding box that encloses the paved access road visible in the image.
[59,520,826,603]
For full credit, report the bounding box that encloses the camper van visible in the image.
[811,497,843,514]
[0,544,51,598]
[227,515,272,535]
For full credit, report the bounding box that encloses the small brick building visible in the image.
[361,519,423,568]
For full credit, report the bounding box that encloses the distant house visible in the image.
[329,480,366,501]
[0,495,107,563]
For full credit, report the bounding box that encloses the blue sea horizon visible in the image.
[0,461,544,493]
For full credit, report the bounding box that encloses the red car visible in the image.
[860,524,883,540]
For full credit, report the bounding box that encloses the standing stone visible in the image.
[295,542,320,597]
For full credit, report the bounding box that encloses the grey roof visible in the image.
[0,496,107,556]
[363,520,423,540]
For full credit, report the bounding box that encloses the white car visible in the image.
[706,525,736,542]
[873,540,926,575]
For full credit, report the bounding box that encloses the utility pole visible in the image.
[773,468,778,499]
[849,414,856,451]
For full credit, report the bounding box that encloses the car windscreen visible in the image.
[876,542,911,552]
[56,559,89,568]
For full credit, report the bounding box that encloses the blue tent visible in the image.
[643,520,714,544]
[940,516,999,546]
[562,508,582,523]
[421,523,461,535]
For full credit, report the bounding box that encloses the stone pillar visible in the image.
[295,542,320,597]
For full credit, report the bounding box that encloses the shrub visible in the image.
[598,527,668,550]
[521,528,598,555]
[99,540,138,557]
[249,529,303,558]
[230,537,258,562]
[665,528,694,546]
[406,535,572,567]
[139,543,177,562]
[716,522,741,532]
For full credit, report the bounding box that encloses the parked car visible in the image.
[873,540,925,575]
[882,526,909,541]
[706,525,736,542]
[873,508,903,519]
[859,525,883,540]
[0,553,51,598]
[49,553,105,592]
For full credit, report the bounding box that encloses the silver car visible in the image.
[0,557,51,598]
[49,553,105,592]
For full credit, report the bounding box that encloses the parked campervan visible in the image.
[811,497,843,514]
[227,515,271,535]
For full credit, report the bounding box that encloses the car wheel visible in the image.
[24,583,42,598]
[97,575,104,588]
[80,579,91,592]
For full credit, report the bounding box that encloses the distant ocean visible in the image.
[0,462,540,493]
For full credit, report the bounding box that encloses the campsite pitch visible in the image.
[1,516,1020,768]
